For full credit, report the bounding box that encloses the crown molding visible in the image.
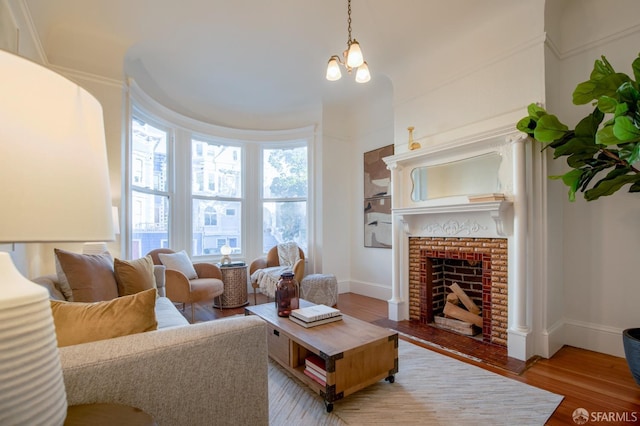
[49,64,124,89]
[545,23,640,60]
[15,0,46,64]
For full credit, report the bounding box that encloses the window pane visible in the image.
[192,199,242,256]
[132,118,168,192]
[262,201,307,253]
[263,146,307,198]
[192,139,242,198]
[131,191,169,258]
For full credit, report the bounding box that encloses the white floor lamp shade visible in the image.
[0,50,115,424]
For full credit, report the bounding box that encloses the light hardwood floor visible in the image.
[192,292,640,425]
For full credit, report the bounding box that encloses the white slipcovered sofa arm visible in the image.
[59,316,268,426]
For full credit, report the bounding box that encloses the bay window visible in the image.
[127,96,311,263]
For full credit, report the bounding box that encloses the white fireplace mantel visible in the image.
[383,129,533,361]
[395,199,513,237]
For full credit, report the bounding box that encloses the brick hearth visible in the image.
[408,237,508,346]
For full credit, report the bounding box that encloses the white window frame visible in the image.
[125,80,315,265]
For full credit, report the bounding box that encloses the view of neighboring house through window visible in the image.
[192,139,242,256]
[130,117,170,258]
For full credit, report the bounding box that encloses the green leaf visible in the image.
[553,137,597,158]
[578,166,606,193]
[590,57,615,80]
[550,169,583,202]
[573,73,631,105]
[584,173,640,200]
[597,96,618,113]
[632,55,640,84]
[613,116,640,142]
[534,114,569,142]
[596,125,620,146]
[527,103,548,118]
[516,116,535,135]
[619,143,640,165]
[630,181,640,192]
[573,81,597,105]
[575,109,604,138]
[614,102,629,117]
[617,81,640,106]
[517,103,549,135]
[567,152,599,168]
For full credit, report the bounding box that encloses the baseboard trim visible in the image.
[339,280,392,302]
[563,319,625,358]
[538,319,565,359]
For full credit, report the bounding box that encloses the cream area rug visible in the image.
[268,339,563,426]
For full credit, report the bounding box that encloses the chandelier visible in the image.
[325,0,370,83]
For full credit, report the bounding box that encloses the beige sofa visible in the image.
[33,269,269,426]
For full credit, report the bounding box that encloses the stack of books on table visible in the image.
[303,354,327,386]
[289,304,342,328]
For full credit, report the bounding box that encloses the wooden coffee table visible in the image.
[246,300,398,412]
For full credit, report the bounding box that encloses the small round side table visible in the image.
[214,264,249,308]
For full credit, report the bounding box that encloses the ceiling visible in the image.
[24,0,519,127]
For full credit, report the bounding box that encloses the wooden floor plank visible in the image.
[191,292,640,424]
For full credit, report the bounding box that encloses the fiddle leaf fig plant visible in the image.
[517,54,640,201]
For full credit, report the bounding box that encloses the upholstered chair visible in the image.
[147,248,224,322]
[249,244,305,304]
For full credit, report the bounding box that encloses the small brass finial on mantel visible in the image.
[408,126,421,150]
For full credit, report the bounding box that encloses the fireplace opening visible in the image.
[426,258,484,338]
[409,237,508,347]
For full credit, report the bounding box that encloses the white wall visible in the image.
[318,104,354,288]
[545,0,640,357]
[392,0,545,152]
[348,81,395,300]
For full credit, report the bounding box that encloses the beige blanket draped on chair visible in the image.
[250,242,300,298]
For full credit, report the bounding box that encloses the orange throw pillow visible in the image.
[50,288,158,347]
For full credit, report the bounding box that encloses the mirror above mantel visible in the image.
[383,127,523,214]
[410,152,503,201]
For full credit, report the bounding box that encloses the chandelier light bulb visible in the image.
[355,61,371,83]
[326,56,342,81]
[346,40,364,68]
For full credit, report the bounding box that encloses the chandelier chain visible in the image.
[347,0,352,44]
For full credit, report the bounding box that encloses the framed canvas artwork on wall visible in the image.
[364,144,393,248]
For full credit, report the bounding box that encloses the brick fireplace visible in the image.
[383,129,534,361]
[408,237,508,346]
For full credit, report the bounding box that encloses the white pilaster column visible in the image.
[386,161,405,320]
[511,134,530,332]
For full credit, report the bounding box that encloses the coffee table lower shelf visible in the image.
[287,359,396,412]
[246,301,398,412]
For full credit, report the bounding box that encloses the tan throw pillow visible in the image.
[54,248,118,302]
[114,255,157,296]
[158,250,198,280]
[50,288,158,347]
